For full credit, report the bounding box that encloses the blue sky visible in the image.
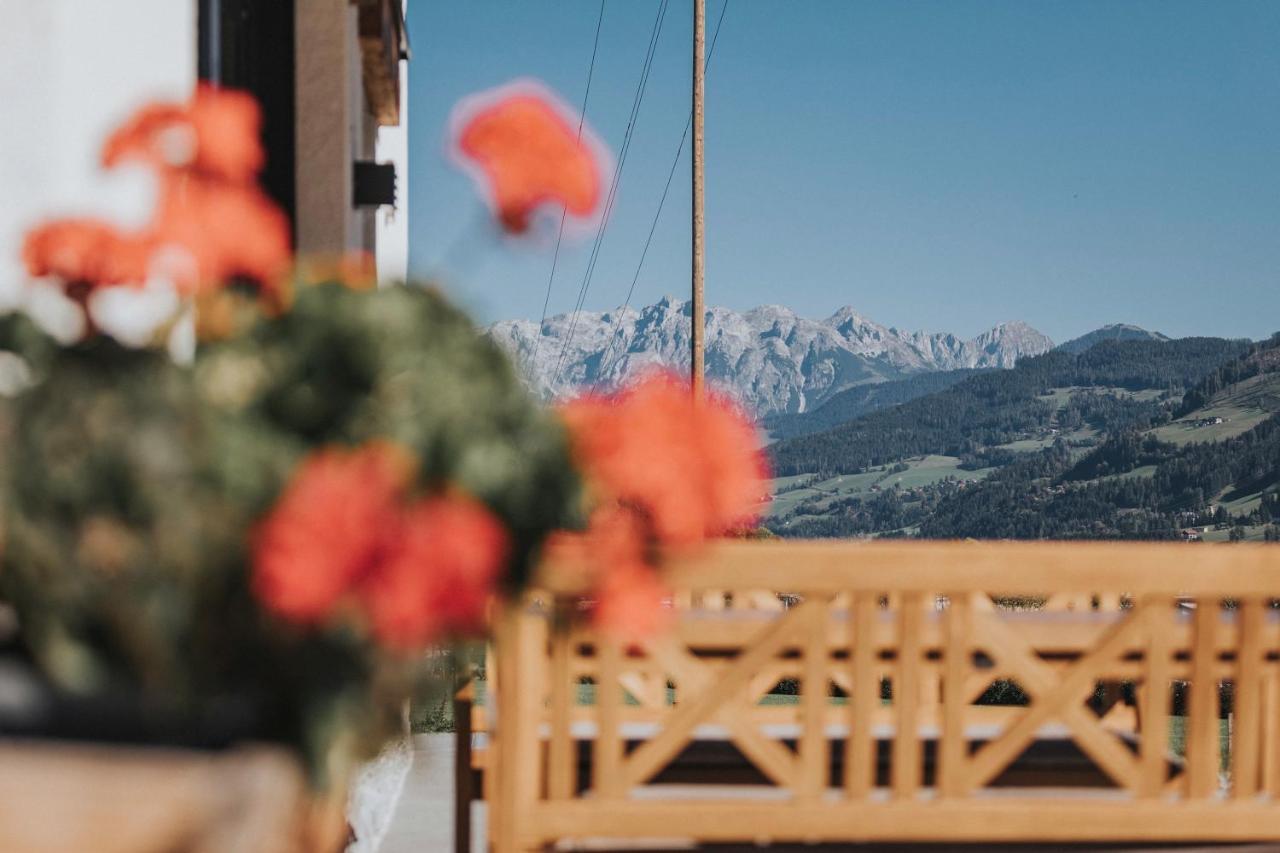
[407,1,1280,343]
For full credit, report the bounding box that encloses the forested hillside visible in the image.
[919,414,1280,539]
[766,334,1280,542]
[764,368,984,440]
[769,337,1249,478]
[1176,333,1280,416]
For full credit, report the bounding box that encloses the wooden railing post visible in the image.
[798,595,830,802]
[845,592,878,798]
[1187,601,1221,799]
[1139,596,1172,798]
[939,592,970,798]
[892,592,924,799]
[491,599,543,853]
[547,602,575,802]
[594,634,624,799]
[1233,598,1266,799]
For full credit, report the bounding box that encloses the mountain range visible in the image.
[489,297,1055,417]
[1056,324,1171,354]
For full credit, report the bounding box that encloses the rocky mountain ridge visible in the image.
[488,297,1054,417]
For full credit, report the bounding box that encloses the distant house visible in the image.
[1180,528,1204,542]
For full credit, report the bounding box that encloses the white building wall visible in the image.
[375,54,409,284]
[0,0,197,305]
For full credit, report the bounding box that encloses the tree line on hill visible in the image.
[1175,332,1280,417]
[769,337,1250,478]
[764,368,985,440]
[918,413,1280,540]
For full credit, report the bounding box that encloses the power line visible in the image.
[529,0,606,373]
[553,0,669,388]
[598,0,730,383]
[551,0,671,390]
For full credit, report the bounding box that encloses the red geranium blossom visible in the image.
[455,83,603,234]
[252,445,409,623]
[362,494,510,650]
[593,561,672,641]
[25,84,289,300]
[575,506,669,639]
[151,178,291,294]
[253,443,512,650]
[102,84,265,183]
[21,219,150,288]
[559,373,768,640]
[561,373,769,545]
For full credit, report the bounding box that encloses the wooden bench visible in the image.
[477,539,1280,851]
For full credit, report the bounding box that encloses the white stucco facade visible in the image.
[0,1,409,296]
[0,0,197,305]
[375,56,410,284]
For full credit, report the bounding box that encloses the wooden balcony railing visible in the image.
[481,540,1280,851]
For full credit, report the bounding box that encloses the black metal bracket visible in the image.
[353,161,397,208]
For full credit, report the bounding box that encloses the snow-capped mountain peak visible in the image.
[489,300,1054,416]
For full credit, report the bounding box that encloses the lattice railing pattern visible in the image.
[484,540,1280,851]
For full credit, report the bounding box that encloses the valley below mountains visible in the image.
[492,299,1278,544]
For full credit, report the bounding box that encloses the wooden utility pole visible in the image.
[691,0,706,397]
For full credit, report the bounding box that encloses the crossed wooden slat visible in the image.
[585,592,1180,800]
[597,598,828,793]
[961,598,1154,793]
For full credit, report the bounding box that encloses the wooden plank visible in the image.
[640,634,798,787]
[531,799,1280,845]
[720,714,802,789]
[1234,598,1266,799]
[965,607,1146,792]
[547,616,575,801]
[654,605,1259,663]
[620,601,812,788]
[491,604,520,853]
[938,592,971,798]
[1187,601,1221,799]
[845,593,878,798]
[892,592,924,799]
[1139,596,1173,798]
[538,540,1280,597]
[594,635,624,799]
[1266,664,1280,797]
[798,594,830,801]
[509,603,546,852]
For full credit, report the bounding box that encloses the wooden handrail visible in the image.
[537,539,1280,595]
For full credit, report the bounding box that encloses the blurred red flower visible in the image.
[21,219,150,289]
[363,494,510,650]
[102,84,265,183]
[558,373,768,640]
[26,84,289,300]
[561,373,769,546]
[455,85,602,233]
[252,445,408,623]
[253,443,511,650]
[151,178,291,294]
[593,562,672,641]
